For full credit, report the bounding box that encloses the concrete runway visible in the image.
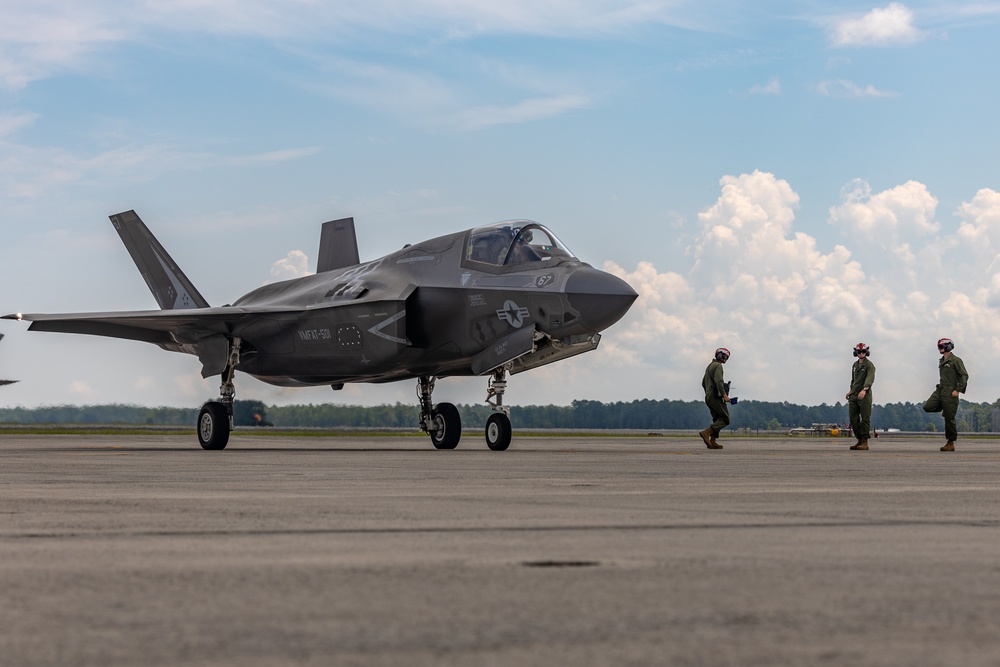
[2,432,1000,666]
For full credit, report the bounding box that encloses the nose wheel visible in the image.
[485,412,512,451]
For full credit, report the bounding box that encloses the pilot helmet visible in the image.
[853,342,870,357]
[937,338,954,353]
[714,347,730,362]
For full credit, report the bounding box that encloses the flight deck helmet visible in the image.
[714,347,730,362]
[937,338,954,353]
[853,342,870,357]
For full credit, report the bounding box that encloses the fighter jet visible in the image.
[4,211,637,450]
[0,333,17,386]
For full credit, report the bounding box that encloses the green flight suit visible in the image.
[848,357,875,441]
[923,353,969,442]
[702,360,730,436]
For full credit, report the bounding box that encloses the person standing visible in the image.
[699,348,731,450]
[923,338,969,452]
[846,343,875,450]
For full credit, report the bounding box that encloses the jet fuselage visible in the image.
[228,223,636,387]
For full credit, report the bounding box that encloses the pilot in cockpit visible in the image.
[505,229,541,265]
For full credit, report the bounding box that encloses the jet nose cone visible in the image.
[565,266,638,332]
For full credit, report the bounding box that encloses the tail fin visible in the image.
[109,210,210,310]
[316,217,360,273]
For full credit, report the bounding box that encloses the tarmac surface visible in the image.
[2,431,1000,666]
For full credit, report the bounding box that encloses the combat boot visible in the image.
[708,436,723,450]
[850,440,869,450]
[699,428,713,448]
[941,441,955,452]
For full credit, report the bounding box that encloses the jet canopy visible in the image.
[466,221,575,267]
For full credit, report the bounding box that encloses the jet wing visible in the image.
[4,297,412,379]
[3,307,294,346]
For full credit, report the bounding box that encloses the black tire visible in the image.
[197,402,231,450]
[429,402,461,450]
[485,412,512,451]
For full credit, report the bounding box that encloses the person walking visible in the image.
[923,338,968,451]
[699,348,731,450]
[846,342,875,450]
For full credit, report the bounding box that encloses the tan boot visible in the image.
[699,428,713,448]
[941,441,955,452]
[708,436,723,450]
[850,440,869,450]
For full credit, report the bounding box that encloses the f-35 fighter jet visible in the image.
[5,211,637,450]
[0,333,18,387]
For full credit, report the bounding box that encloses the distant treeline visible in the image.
[3,398,1000,432]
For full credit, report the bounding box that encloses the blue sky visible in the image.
[2,1,1000,412]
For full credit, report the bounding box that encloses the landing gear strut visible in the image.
[197,337,240,450]
[484,366,512,451]
[417,375,461,449]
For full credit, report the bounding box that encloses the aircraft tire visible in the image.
[485,413,512,451]
[198,401,231,450]
[429,402,461,450]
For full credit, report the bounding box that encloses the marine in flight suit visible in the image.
[846,342,875,451]
[699,348,731,450]
[923,338,968,452]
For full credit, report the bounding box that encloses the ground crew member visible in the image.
[699,348,731,450]
[846,342,875,450]
[923,338,968,451]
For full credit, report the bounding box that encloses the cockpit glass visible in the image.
[466,222,575,267]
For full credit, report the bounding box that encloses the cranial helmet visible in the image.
[937,338,954,353]
[715,347,730,362]
[853,342,870,357]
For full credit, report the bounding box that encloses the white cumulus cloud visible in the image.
[268,250,312,282]
[604,172,1000,406]
[830,2,926,47]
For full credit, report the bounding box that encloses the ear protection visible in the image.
[937,338,954,353]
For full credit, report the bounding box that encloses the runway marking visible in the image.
[7,518,1000,541]
[522,560,601,568]
[34,445,1000,458]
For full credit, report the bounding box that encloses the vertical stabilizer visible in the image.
[316,217,360,273]
[109,210,210,310]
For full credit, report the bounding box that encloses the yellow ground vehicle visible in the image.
[788,423,845,436]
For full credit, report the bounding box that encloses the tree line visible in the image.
[3,398,1000,432]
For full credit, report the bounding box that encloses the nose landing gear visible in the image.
[485,366,512,451]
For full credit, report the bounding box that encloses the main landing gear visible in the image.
[417,375,461,450]
[197,337,240,451]
[417,367,514,451]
